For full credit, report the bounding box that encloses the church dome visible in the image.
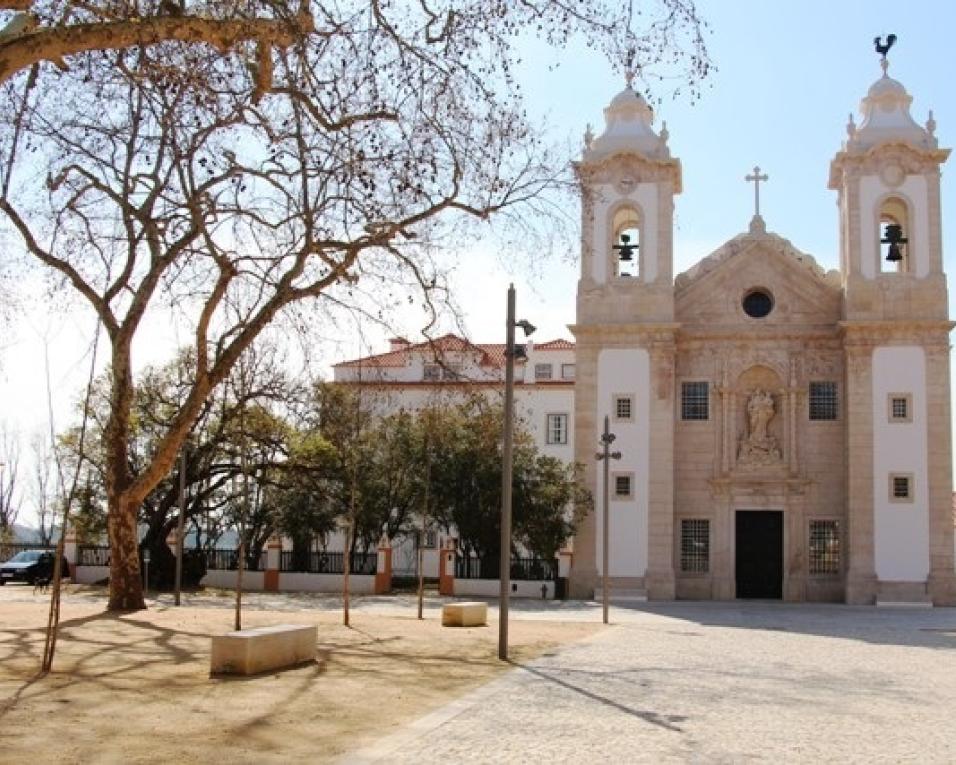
[583,84,670,162]
[849,63,934,150]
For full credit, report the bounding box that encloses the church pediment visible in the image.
[674,230,842,328]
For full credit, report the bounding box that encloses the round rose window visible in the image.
[742,289,773,318]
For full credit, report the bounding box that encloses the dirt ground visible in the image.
[0,585,598,763]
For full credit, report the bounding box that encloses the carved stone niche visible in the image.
[734,365,786,470]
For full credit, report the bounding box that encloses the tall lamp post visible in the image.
[595,415,621,625]
[499,283,535,661]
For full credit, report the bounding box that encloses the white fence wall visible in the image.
[454,578,554,599]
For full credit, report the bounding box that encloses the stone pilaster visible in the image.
[568,340,599,598]
[925,340,956,604]
[645,334,677,599]
[843,339,877,604]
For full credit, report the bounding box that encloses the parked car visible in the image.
[0,550,70,585]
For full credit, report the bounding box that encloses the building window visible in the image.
[809,381,838,421]
[889,473,913,502]
[681,381,709,421]
[534,363,553,381]
[441,363,461,381]
[546,414,568,445]
[808,520,840,575]
[613,394,634,422]
[423,364,441,381]
[417,530,438,549]
[561,363,576,380]
[680,519,710,574]
[888,393,912,423]
[613,473,633,500]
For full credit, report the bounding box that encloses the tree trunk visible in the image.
[107,495,145,610]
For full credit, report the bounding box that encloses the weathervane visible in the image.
[874,34,896,74]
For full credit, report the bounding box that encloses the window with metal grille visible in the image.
[614,395,633,422]
[891,474,912,500]
[535,363,553,380]
[809,381,838,420]
[423,364,441,381]
[808,520,840,575]
[889,394,911,422]
[680,519,710,573]
[561,363,576,380]
[614,474,632,498]
[546,413,568,445]
[441,363,461,380]
[681,381,709,420]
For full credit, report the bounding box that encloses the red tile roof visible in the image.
[333,333,574,369]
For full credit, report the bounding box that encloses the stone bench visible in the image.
[210,623,317,675]
[441,601,488,627]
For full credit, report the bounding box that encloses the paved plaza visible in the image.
[349,601,956,763]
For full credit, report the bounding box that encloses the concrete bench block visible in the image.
[442,601,488,627]
[210,623,317,675]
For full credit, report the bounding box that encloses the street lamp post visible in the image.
[595,415,621,625]
[499,283,535,661]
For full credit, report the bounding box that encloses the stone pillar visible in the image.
[844,340,877,604]
[264,538,281,592]
[439,539,456,596]
[568,341,599,599]
[645,335,676,599]
[63,528,78,580]
[711,487,735,600]
[925,341,956,605]
[374,539,393,595]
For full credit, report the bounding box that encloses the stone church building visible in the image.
[570,54,956,605]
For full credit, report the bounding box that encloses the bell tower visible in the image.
[830,41,956,606]
[569,82,681,600]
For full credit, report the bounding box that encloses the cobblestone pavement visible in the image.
[346,601,956,764]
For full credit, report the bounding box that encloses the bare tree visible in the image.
[0,1,314,85]
[0,424,19,537]
[30,430,56,544]
[0,2,710,610]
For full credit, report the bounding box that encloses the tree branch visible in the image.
[0,10,315,84]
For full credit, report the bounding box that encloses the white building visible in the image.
[332,333,575,575]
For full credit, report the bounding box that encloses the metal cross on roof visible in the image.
[745,166,769,218]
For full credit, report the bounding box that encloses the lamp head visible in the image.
[515,319,536,337]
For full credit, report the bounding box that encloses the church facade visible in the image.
[570,55,956,605]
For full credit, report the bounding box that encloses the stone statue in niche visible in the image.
[738,388,782,465]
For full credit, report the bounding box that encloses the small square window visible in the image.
[423,364,441,381]
[888,393,912,423]
[809,381,838,421]
[612,473,633,500]
[613,394,634,422]
[889,473,914,503]
[546,413,568,445]
[681,381,709,421]
[534,363,553,381]
[561,363,576,380]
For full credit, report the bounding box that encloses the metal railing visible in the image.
[78,545,110,566]
[204,548,266,571]
[456,556,556,581]
[280,550,378,575]
[0,542,54,561]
